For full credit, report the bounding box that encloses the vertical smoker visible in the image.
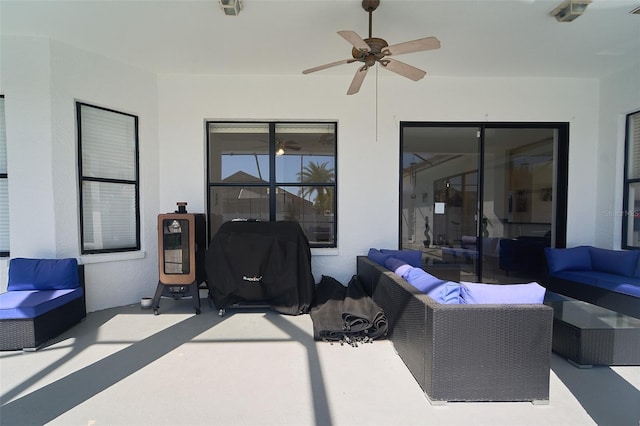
[152,204,206,315]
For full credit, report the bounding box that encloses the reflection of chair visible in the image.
[0,258,86,351]
[499,236,550,278]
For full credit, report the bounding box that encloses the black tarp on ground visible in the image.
[205,220,315,315]
[310,275,388,344]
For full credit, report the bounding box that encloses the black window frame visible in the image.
[0,95,8,257]
[622,109,640,249]
[206,121,338,248]
[77,102,141,254]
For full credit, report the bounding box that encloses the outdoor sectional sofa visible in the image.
[0,258,86,351]
[356,255,553,404]
[544,246,640,319]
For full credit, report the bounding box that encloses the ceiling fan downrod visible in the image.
[362,0,380,38]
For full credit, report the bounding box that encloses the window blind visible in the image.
[630,112,640,179]
[80,106,136,181]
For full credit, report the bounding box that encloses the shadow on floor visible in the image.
[551,354,640,426]
[0,301,334,426]
[0,309,220,425]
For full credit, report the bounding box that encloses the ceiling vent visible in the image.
[550,0,591,22]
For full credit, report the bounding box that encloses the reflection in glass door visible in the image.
[401,123,567,284]
[481,128,555,283]
[401,126,480,283]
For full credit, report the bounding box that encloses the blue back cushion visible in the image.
[0,288,84,319]
[380,249,422,267]
[545,246,592,274]
[589,247,639,277]
[384,257,412,277]
[367,248,393,266]
[439,282,464,304]
[384,256,407,272]
[8,258,79,291]
[401,267,461,304]
[460,282,546,304]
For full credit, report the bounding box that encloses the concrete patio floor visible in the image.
[1,298,639,426]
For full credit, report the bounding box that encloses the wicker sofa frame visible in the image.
[0,264,86,351]
[357,256,553,405]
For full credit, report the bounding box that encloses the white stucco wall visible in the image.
[1,33,634,311]
[158,72,600,284]
[0,36,160,311]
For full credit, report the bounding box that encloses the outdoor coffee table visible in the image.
[544,292,640,367]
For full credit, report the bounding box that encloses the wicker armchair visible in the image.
[357,256,552,404]
[0,258,86,351]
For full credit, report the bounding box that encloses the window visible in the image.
[207,122,337,248]
[0,96,8,257]
[623,110,640,248]
[77,102,140,254]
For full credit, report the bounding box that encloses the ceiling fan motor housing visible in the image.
[352,37,388,66]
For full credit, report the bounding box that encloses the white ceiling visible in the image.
[1,0,639,80]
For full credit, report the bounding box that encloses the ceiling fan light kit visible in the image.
[550,0,591,22]
[302,0,440,95]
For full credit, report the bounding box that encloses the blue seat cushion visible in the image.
[550,270,640,298]
[0,287,84,319]
[592,275,640,298]
[604,283,640,298]
[551,270,601,285]
[8,258,79,291]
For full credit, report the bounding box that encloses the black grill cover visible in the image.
[205,221,315,315]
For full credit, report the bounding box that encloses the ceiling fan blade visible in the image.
[380,58,426,81]
[303,59,353,74]
[347,65,368,95]
[338,30,371,52]
[382,36,441,56]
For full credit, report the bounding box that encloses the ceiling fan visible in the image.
[302,0,441,95]
[275,139,301,155]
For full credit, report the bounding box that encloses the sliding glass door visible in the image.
[400,123,568,284]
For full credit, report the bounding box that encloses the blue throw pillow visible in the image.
[8,258,79,291]
[380,249,422,267]
[545,246,592,273]
[589,247,639,277]
[367,248,393,266]
[460,282,546,304]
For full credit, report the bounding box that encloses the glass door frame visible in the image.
[399,121,569,281]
